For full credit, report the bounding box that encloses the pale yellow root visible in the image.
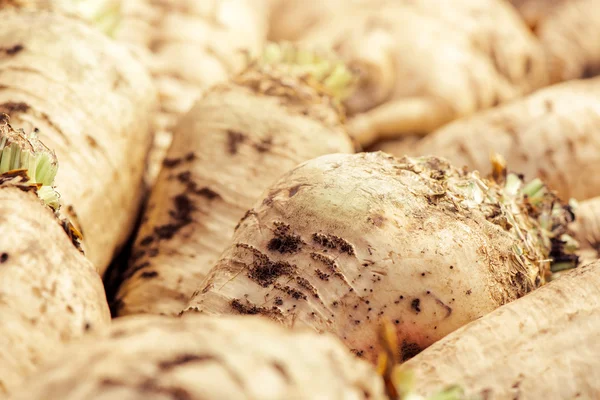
[113,66,354,317]
[384,77,600,201]
[400,260,600,400]
[293,0,550,147]
[368,135,423,158]
[347,97,455,146]
[571,197,600,264]
[0,187,110,396]
[0,10,157,273]
[9,314,386,400]
[183,152,566,364]
[510,0,600,82]
[114,0,269,184]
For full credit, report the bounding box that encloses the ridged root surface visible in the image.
[401,260,600,400]
[114,0,269,183]
[0,10,157,272]
[381,77,600,201]
[184,152,559,363]
[114,65,354,317]
[0,187,110,395]
[9,314,386,400]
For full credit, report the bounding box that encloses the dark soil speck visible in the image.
[411,298,421,313]
[154,193,195,240]
[1,44,23,55]
[312,233,355,255]
[139,235,154,246]
[227,130,246,154]
[254,136,273,153]
[400,340,422,361]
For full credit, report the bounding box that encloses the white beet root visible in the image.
[9,314,386,400]
[184,152,573,362]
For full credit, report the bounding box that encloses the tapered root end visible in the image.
[346,97,455,148]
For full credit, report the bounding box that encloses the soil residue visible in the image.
[312,233,355,255]
[400,340,422,361]
[235,209,257,230]
[274,283,307,301]
[237,243,296,287]
[254,136,273,153]
[0,101,29,114]
[227,130,246,154]
[154,193,195,240]
[0,44,23,56]
[163,152,196,169]
[158,354,214,371]
[140,271,159,279]
[295,276,319,299]
[411,298,421,313]
[230,298,283,318]
[315,269,330,281]
[267,222,304,254]
[310,252,345,279]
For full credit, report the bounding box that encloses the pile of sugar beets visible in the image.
[1,1,599,399]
